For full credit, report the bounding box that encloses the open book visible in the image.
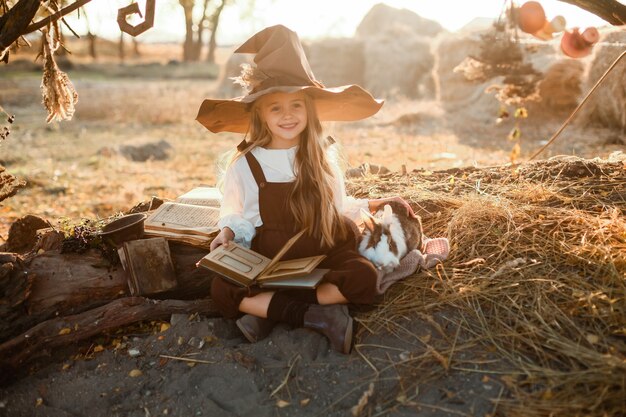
[175,186,222,207]
[196,230,328,289]
[144,201,220,247]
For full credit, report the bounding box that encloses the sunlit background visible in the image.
[66,0,613,44]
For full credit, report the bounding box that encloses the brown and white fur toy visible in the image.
[358,201,423,274]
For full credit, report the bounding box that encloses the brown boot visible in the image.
[303,304,354,354]
[236,314,276,343]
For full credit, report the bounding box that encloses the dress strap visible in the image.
[244,152,267,186]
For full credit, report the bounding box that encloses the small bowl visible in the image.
[99,213,147,247]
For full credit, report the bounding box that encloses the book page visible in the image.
[145,202,220,231]
[261,230,306,276]
[176,187,222,207]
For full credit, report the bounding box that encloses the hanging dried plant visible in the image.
[40,26,78,123]
[230,63,269,93]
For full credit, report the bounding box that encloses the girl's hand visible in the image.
[210,227,235,251]
[368,196,417,218]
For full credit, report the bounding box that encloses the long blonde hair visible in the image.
[231,92,348,248]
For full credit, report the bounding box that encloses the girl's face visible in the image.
[258,91,308,149]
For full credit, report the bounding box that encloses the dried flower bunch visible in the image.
[230,63,269,93]
[40,23,78,123]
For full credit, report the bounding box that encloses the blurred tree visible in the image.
[179,0,227,62]
[205,0,226,63]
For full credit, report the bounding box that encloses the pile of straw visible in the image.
[348,154,626,416]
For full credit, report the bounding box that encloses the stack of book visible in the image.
[143,187,222,248]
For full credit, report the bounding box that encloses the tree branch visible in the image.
[0,0,40,50]
[558,0,626,25]
[24,0,94,35]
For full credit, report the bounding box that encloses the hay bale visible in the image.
[577,28,626,131]
[360,27,434,99]
[532,59,585,114]
[435,33,499,115]
[355,4,442,99]
[306,38,365,87]
[216,52,252,98]
[356,3,443,39]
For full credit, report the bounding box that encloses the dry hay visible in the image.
[436,33,501,115]
[306,38,365,88]
[0,165,25,204]
[577,28,626,131]
[354,3,440,99]
[359,28,434,99]
[347,154,626,416]
[532,59,585,115]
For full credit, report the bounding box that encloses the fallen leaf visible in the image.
[300,398,310,406]
[160,323,170,332]
[58,328,71,335]
[128,369,143,377]
[35,398,43,407]
[93,345,104,353]
[276,399,290,408]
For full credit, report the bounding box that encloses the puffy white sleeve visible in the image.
[218,162,256,248]
[328,149,369,226]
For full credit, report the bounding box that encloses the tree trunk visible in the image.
[87,32,97,59]
[0,297,220,383]
[206,0,226,64]
[559,0,626,25]
[1,242,216,344]
[180,0,195,61]
[119,31,125,62]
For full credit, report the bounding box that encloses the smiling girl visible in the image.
[197,25,413,354]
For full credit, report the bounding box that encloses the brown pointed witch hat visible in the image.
[196,25,383,134]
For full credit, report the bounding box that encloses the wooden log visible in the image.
[26,249,127,317]
[1,242,216,344]
[0,253,33,342]
[0,296,220,383]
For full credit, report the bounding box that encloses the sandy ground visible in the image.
[0,53,623,416]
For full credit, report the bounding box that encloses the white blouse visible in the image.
[218,146,368,247]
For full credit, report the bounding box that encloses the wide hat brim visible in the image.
[196,84,384,134]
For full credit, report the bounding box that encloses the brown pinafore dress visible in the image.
[210,152,380,319]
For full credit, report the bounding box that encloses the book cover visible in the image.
[119,237,178,296]
[196,231,326,288]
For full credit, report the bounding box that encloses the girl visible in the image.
[196,25,414,354]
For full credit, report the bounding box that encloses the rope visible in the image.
[527,49,626,162]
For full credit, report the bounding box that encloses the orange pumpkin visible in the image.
[517,1,546,34]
